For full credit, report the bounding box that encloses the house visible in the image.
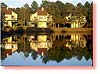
[30,7,52,28]
[65,15,87,28]
[30,35,52,56]
[1,7,18,27]
[1,49,12,59]
[50,33,87,48]
[2,36,18,52]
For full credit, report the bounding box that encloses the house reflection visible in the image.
[30,35,52,56]
[1,36,18,59]
[50,33,87,49]
[1,33,92,62]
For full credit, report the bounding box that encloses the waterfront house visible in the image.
[1,7,18,27]
[65,15,87,28]
[2,36,18,52]
[30,35,52,56]
[30,7,52,28]
[1,49,12,59]
[50,33,87,48]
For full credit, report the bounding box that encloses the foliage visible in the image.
[14,3,33,26]
[31,1,38,12]
[1,1,93,27]
[1,2,7,7]
[42,40,92,64]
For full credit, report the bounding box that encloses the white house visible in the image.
[2,7,18,27]
[30,7,52,28]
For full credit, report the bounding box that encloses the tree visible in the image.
[14,3,33,26]
[84,1,91,17]
[41,0,48,7]
[1,12,5,28]
[24,3,30,9]
[1,3,7,27]
[31,51,38,60]
[84,1,90,8]
[23,3,33,22]
[43,2,62,23]
[84,1,92,27]
[65,3,75,15]
[76,3,84,16]
[31,1,38,12]
[1,3,7,7]
[75,3,88,16]
[56,1,66,19]
[87,2,93,27]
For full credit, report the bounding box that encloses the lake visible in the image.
[1,32,93,66]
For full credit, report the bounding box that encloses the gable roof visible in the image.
[1,7,12,14]
[38,48,47,54]
[37,7,47,15]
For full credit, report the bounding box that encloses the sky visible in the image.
[1,52,92,66]
[1,0,92,8]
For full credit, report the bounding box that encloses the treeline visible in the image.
[1,1,93,26]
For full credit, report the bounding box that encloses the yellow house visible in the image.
[2,36,18,52]
[2,7,18,27]
[30,35,52,56]
[30,7,52,28]
[65,15,87,28]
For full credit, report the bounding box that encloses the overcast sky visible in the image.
[1,0,92,8]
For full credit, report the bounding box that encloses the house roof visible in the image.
[2,49,12,56]
[1,7,12,14]
[37,7,47,15]
[38,48,47,54]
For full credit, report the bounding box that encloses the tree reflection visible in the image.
[42,39,92,64]
[31,50,38,60]
[1,34,93,65]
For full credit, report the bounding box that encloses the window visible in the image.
[5,16,8,18]
[39,17,43,19]
[12,16,14,18]
[34,17,36,18]
[44,17,46,19]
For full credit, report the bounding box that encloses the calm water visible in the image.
[1,32,93,66]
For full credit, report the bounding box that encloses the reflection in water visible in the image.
[1,33,93,66]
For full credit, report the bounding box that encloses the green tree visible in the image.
[84,1,92,27]
[56,1,66,19]
[87,2,93,27]
[41,0,48,7]
[1,10,5,28]
[44,2,61,23]
[65,3,75,15]
[1,2,7,7]
[76,3,84,16]
[84,1,90,16]
[14,3,33,26]
[1,3,7,27]
[31,51,38,60]
[23,3,33,23]
[31,1,38,12]
[84,1,90,9]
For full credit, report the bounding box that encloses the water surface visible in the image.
[1,32,93,66]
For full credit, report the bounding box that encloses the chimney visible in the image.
[41,7,44,11]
